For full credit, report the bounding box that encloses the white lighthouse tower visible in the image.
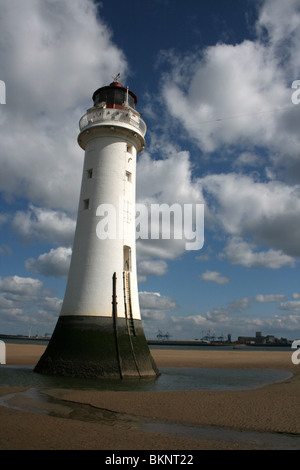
[35,78,159,379]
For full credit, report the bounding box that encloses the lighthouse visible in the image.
[35,78,159,379]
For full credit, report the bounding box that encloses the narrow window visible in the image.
[127,144,133,155]
[124,245,131,272]
[87,168,93,179]
[83,198,90,210]
[126,171,132,183]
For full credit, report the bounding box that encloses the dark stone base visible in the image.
[34,315,159,379]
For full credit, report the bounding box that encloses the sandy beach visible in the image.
[0,343,299,450]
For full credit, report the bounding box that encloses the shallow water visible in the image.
[0,365,293,391]
[0,366,299,450]
[0,383,299,450]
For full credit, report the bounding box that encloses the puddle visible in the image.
[0,388,71,417]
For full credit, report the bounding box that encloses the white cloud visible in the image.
[161,40,289,154]
[158,0,300,166]
[169,297,252,339]
[154,0,300,267]
[0,275,62,334]
[137,149,203,205]
[224,237,295,269]
[0,275,42,295]
[136,150,205,263]
[279,301,300,312]
[256,0,300,79]
[0,0,127,212]
[207,297,251,320]
[139,291,177,320]
[255,294,286,303]
[26,247,72,279]
[12,205,76,246]
[169,295,300,340]
[137,259,168,282]
[200,173,300,260]
[200,270,229,284]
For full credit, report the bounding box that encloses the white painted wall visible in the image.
[60,117,145,320]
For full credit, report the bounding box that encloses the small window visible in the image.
[126,171,132,183]
[87,168,93,179]
[124,245,131,272]
[127,144,133,155]
[83,198,90,210]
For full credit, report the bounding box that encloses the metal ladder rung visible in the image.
[124,271,136,336]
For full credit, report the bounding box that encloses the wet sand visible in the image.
[0,343,299,450]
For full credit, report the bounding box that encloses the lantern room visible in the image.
[92,80,137,109]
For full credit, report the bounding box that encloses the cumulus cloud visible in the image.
[159,0,300,161]
[152,0,300,271]
[170,295,300,339]
[12,205,76,246]
[137,259,168,282]
[223,237,295,269]
[162,40,288,153]
[0,0,127,212]
[256,0,300,78]
[137,149,203,205]
[255,294,286,303]
[136,150,205,262]
[26,247,72,279]
[0,275,42,295]
[207,297,251,320]
[0,275,61,334]
[139,291,177,320]
[169,297,252,339]
[279,301,300,312]
[200,270,229,284]
[200,173,300,261]
[1,0,300,340]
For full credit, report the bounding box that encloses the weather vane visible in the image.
[112,73,121,82]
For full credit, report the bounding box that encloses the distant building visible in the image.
[238,331,290,345]
[238,336,257,344]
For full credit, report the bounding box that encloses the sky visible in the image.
[0,0,300,341]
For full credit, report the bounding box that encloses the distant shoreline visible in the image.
[0,333,291,348]
[0,334,50,342]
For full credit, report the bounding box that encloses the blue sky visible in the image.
[1,0,300,341]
